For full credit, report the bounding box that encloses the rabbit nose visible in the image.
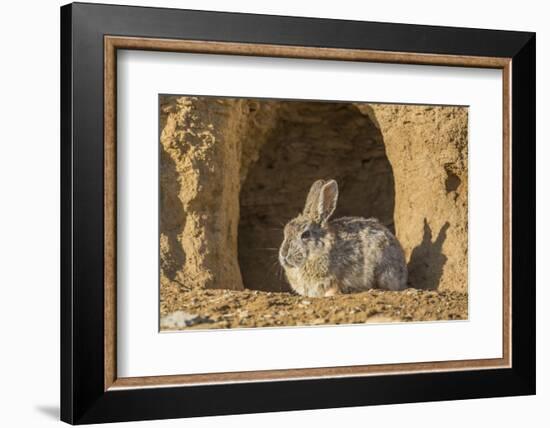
[280,241,289,256]
[279,245,288,262]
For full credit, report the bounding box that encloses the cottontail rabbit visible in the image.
[279,179,407,297]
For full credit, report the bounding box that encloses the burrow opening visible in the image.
[238,101,396,292]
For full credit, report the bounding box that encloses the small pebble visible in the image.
[160,311,212,328]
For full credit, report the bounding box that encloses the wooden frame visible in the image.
[62,2,535,424]
[104,35,512,390]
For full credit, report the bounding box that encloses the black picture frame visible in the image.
[61,2,535,424]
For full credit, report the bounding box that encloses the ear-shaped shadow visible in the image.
[407,219,450,290]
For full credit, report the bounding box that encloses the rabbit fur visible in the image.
[279,179,408,297]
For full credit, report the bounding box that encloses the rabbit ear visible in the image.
[317,180,338,224]
[303,179,326,219]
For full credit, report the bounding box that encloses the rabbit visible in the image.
[279,179,408,297]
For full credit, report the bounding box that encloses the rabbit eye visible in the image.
[300,230,312,240]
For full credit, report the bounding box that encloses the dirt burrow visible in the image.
[160,97,469,294]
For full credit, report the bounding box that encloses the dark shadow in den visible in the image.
[238,101,396,292]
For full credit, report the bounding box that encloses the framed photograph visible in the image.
[60,2,535,424]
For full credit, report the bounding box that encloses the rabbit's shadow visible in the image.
[407,218,450,290]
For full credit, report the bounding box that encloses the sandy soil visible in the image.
[160,280,468,330]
